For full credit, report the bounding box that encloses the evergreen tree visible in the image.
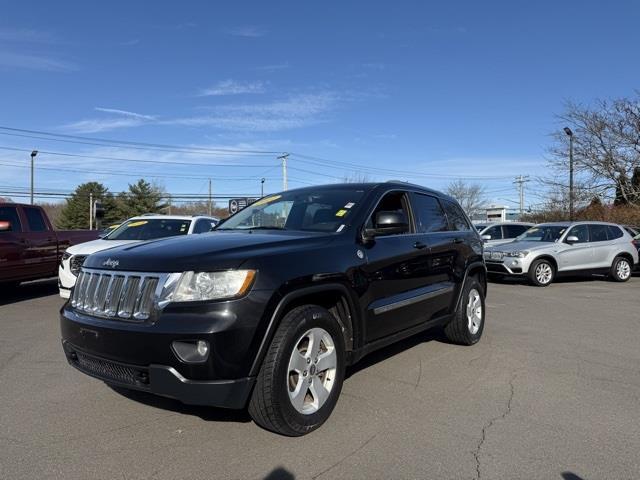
[115,179,168,218]
[57,182,118,229]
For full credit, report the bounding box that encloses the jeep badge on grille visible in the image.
[102,258,119,268]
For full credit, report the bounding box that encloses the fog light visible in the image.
[172,340,210,363]
[513,260,519,265]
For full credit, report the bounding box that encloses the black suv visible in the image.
[61,182,486,436]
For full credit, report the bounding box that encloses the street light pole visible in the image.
[564,127,574,221]
[261,178,265,197]
[30,150,38,205]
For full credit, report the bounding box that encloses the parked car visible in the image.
[60,182,486,436]
[59,214,219,298]
[0,203,99,288]
[478,222,534,246]
[484,221,638,286]
[624,225,640,269]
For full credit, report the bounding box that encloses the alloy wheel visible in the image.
[287,327,337,415]
[466,288,482,334]
[617,259,631,280]
[535,263,553,284]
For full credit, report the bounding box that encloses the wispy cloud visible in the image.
[255,62,290,72]
[64,92,340,133]
[226,26,267,38]
[198,79,266,97]
[0,27,56,43]
[118,39,140,46]
[0,52,77,71]
[94,107,156,120]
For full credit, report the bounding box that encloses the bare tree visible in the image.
[545,93,640,206]
[342,172,372,183]
[446,180,486,216]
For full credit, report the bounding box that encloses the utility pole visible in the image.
[513,175,530,218]
[208,179,212,216]
[89,192,93,230]
[30,150,38,205]
[564,127,575,221]
[278,153,289,191]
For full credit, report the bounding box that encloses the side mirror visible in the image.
[0,221,11,232]
[481,234,492,241]
[363,211,409,240]
[566,235,579,244]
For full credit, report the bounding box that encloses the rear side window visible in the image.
[504,224,529,238]
[411,194,448,233]
[606,225,623,240]
[24,207,47,232]
[589,224,608,242]
[441,200,470,231]
[0,207,22,232]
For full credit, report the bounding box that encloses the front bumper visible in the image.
[62,341,254,408]
[485,257,528,275]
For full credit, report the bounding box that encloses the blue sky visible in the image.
[1,0,639,209]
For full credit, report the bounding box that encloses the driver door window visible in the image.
[566,225,589,243]
[366,191,411,236]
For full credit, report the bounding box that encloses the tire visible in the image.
[610,256,632,282]
[528,259,555,287]
[444,275,485,346]
[248,305,346,436]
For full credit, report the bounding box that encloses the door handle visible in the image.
[413,241,427,250]
[453,238,464,244]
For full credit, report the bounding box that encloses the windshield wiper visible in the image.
[245,226,288,231]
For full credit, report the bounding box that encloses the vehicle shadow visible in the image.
[561,472,586,480]
[263,468,295,480]
[489,274,610,287]
[346,328,443,379]
[108,385,252,423]
[0,278,59,306]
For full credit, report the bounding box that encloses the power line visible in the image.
[0,126,281,156]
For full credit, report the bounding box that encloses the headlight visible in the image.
[505,251,529,258]
[61,251,72,267]
[160,270,256,303]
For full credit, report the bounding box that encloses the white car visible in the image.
[59,215,219,298]
[478,222,534,246]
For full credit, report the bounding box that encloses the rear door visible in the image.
[589,224,613,268]
[22,206,58,277]
[0,206,26,283]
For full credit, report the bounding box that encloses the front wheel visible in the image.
[528,259,555,287]
[610,256,632,282]
[444,275,485,345]
[248,305,345,436]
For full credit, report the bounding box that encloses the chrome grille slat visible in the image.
[70,269,164,322]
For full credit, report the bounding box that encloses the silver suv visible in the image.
[478,222,534,246]
[484,222,639,286]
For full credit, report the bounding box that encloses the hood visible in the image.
[66,238,139,255]
[486,240,557,253]
[83,230,336,272]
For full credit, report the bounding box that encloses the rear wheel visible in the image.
[528,259,554,287]
[248,305,345,436]
[610,256,632,282]
[444,275,485,345]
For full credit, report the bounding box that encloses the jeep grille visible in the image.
[71,269,166,321]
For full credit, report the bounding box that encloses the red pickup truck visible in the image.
[0,203,99,288]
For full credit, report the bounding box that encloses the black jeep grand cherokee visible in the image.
[61,182,486,436]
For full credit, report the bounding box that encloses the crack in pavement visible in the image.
[312,433,378,479]
[473,372,517,480]
[414,359,422,390]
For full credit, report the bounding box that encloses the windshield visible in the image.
[516,225,567,243]
[106,218,191,240]
[218,189,367,232]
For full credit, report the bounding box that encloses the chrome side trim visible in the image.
[373,286,454,315]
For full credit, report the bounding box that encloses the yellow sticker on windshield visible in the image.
[335,209,347,217]
[126,221,148,228]
[251,195,281,207]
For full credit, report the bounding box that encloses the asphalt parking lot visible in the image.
[1,276,639,480]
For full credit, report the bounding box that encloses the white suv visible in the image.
[484,221,638,286]
[59,215,219,298]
